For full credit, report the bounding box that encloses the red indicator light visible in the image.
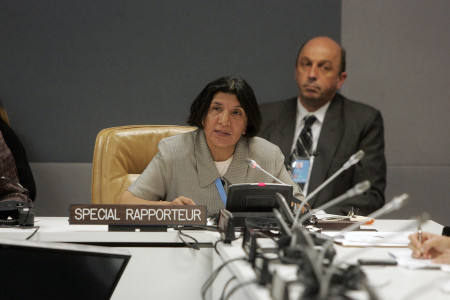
[258,183,266,186]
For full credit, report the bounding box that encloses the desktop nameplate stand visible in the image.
[69,204,207,231]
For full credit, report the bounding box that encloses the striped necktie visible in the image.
[289,115,316,169]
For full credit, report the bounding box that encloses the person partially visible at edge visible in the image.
[0,100,36,200]
[409,231,450,264]
[119,76,303,216]
[0,131,31,219]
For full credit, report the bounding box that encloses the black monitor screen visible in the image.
[226,183,293,212]
[0,238,131,300]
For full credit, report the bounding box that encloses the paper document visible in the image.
[325,231,412,247]
[389,249,450,271]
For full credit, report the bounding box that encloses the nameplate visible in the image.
[69,204,207,226]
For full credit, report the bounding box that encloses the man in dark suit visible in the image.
[259,36,386,216]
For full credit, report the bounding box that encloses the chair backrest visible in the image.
[0,106,10,125]
[91,125,196,204]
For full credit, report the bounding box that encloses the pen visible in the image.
[418,223,423,244]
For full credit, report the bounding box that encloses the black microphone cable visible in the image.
[219,275,237,300]
[26,225,40,240]
[214,235,241,256]
[0,223,40,239]
[201,256,247,300]
[177,225,219,250]
[177,226,200,250]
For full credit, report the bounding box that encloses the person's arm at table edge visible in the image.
[119,191,195,205]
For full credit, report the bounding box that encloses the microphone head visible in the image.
[345,180,371,198]
[246,158,258,168]
[343,150,365,170]
[352,150,365,161]
[354,180,371,195]
[388,193,409,212]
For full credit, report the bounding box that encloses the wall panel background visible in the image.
[341,0,449,224]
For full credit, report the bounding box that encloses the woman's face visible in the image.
[202,92,248,161]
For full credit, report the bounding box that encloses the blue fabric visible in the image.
[215,178,227,205]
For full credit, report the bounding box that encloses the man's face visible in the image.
[295,37,347,111]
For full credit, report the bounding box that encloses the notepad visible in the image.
[326,231,412,247]
[389,249,446,270]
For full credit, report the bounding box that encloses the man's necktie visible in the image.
[289,115,316,170]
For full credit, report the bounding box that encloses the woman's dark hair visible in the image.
[187,76,261,138]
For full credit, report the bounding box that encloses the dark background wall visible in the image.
[341,0,449,224]
[0,0,340,162]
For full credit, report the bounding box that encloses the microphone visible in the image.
[319,193,409,252]
[0,176,35,226]
[245,158,285,184]
[316,198,416,300]
[344,193,409,234]
[342,150,365,170]
[246,158,306,207]
[0,176,31,201]
[294,180,371,228]
[315,194,409,291]
[294,149,365,217]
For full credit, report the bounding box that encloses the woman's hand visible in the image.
[408,231,437,258]
[172,196,196,205]
[119,191,196,206]
[408,231,450,264]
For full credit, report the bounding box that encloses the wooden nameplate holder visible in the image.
[69,204,207,231]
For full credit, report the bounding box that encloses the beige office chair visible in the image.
[91,125,196,204]
[0,106,10,125]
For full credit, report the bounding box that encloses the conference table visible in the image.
[212,219,449,300]
[1,217,449,300]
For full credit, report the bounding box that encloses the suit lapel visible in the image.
[270,98,297,165]
[223,137,248,185]
[195,130,221,188]
[195,130,249,189]
[308,95,344,201]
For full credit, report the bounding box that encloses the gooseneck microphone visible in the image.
[342,150,365,170]
[317,193,409,299]
[289,180,370,248]
[245,158,285,185]
[1,176,30,197]
[294,180,371,228]
[293,149,365,218]
[318,193,410,259]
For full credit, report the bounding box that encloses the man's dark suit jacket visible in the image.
[259,94,386,216]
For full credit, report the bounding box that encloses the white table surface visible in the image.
[2,218,449,300]
[213,219,450,300]
[0,217,220,300]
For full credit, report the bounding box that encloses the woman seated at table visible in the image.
[119,75,303,215]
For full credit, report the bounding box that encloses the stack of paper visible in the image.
[389,249,450,271]
[326,231,412,247]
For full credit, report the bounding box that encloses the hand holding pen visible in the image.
[408,231,450,264]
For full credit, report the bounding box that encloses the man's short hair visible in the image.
[295,38,346,75]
